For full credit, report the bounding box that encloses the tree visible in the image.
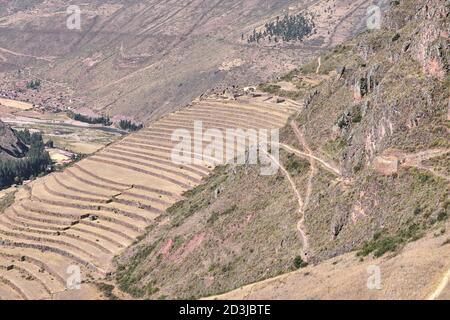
[247,13,314,44]
[0,132,52,189]
[119,120,143,132]
[26,79,41,90]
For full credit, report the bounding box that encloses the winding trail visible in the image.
[0,47,55,62]
[289,121,315,261]
[297,126,317,211]
[281,144,341,176]
[219,119,341,298]
[290,121,341,174]
[405,149,450,300]
[282,120,346,261]
[264,119,343,262]
[315,56,321,74]
[400,149,450,182]
[427,265,450,300]
[261,149,309,261]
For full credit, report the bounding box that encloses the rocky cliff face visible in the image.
[0,120,27,160]
[411,0,449,79]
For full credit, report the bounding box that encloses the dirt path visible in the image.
[315,56,321,74]
[283,120,346,262]
[0,47,55,62]
[402,149,449,166]
[427,265,450,300]
[400,149,450,182]
[281,143,341,176]
[261,149,309,261]
[289,122,341,175]
[289,121,316,261]
[208,121,342,300]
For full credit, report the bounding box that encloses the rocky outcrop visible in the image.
[0,120,28,160]
[411,0,449,79]
[352,64,380,101]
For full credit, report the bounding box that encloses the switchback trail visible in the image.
[261,149,309,262]
[315,56,321,74]
[281,143,341,176]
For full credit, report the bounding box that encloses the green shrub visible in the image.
[285,153,309,175]
[293,256,308,269]
[357,223,423,258]
[26,79,41,90]
[437,211,448,222]
[258,84,281,94]
[372,236,401,257]
[119,120,143,132]
[67,112,111,126]
[146,283,160,296]
[96,282,118,300]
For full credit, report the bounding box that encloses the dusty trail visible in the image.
[281,143,341,176]
[296,123,317,211]
[315,56,321,74]
[427,264,450,300]
[285,120,345,262]
[400,149,450,182]
[289,121,315,260]
[261,149,309,261]
[263,119,341,263]
[210,120,340,300]
[402,149,449,166]
[0,47,55,62]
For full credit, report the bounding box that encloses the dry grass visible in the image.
[0,98,33,110]
[0,188,16,214]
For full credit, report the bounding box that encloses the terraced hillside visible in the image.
[0,92,297,299]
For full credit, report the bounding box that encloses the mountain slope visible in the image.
[114,0,449,300]
[0,0,371,121]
